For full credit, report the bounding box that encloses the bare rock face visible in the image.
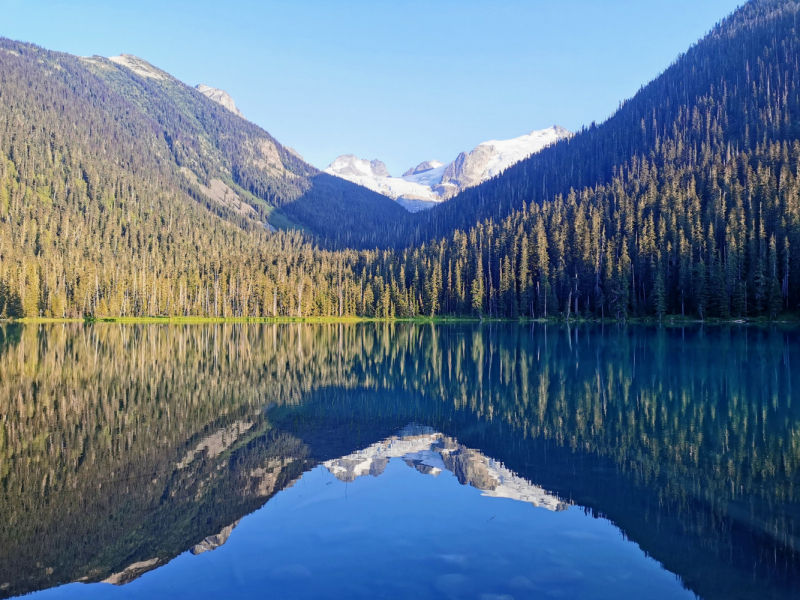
[440,151,472,189]
[196,84,244,118]
[369,159,391,177]
[108,54,166,80]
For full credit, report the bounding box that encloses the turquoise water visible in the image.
[0,323,797,599]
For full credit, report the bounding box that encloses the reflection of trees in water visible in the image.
[0,323,798,598]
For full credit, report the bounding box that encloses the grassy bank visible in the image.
[4,314,799,326]
[7,316,483,325]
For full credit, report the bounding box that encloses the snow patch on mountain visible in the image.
[196,84,244,118]
[443,125,571,189]
[325,155,442,209]
[324,126,570,212]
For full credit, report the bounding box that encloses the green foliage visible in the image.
[335,0,800,320]
[5,1,800,321]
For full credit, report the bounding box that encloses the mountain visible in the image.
[325,155,447,212]
[3,0,800,322]
[195,83,244,118]
[0,38,413,319]
[393,0,800,248]
[324,125,570,212]
[441,125,571,189]
[81,52,408,241]
[313,0,800,321]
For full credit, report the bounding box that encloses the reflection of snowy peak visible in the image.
[324,126,571,213]
[324,425,443,482]
[324,425,568,511]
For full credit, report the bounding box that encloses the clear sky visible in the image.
[1,0,743,175]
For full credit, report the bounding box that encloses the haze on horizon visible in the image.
[0,0,743,174]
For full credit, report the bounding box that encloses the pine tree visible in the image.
[471,258,485,316]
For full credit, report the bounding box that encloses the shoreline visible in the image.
[2,315,798,326]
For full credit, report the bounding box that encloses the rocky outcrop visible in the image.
[403,160,445,177]
[180,169,257,218]
[107,55,166,80]
[196,84,244,118]
[190,521,240,555]
[102,558,163,586]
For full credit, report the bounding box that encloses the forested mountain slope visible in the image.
[354,0,800,319]
[405,0,800,246]
[3,0,800,320]
[0,39,397,318]
[79,53,408,242]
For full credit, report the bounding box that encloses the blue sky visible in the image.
[1,0,743,174]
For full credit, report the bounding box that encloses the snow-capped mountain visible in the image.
[324,155,444,208]
[196,84,244,118]
[324,125,571,212]
[443,125,571,189]
[324,425,569,511]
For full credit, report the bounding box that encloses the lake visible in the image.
[0,322,798,599]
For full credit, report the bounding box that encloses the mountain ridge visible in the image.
[79,51,408,241]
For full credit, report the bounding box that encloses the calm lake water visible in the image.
[0,322,798,599]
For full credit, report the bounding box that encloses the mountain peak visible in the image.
[326,155,390,179]
[196,84,244,118]
[107,54,166,80]
[402,160,445,177]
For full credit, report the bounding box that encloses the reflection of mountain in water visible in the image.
[191,520,241,555]
[325,425,568,512]
[0,323,799,600]
[96,424,570,590]
[102,559,164,586]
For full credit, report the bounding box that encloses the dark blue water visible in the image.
[0,323,797,599]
